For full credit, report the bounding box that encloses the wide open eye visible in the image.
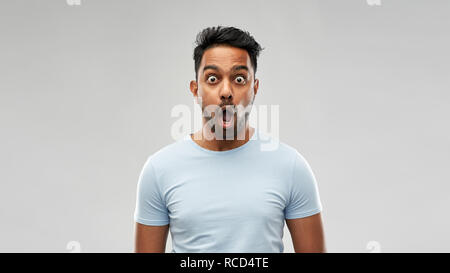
[235,75,246,85]
[206,75,218,84]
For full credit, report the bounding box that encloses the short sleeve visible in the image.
[134,156,170,226]
[285,150,323,219]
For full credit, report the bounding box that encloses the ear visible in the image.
[253,78,259,96]
[190,80,199,104]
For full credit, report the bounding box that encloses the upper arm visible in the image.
[285,150,325,252]
[285,149,323,220]
[134,157,171,252]
[134,157,170,225]
[135,222,170,253]
[286,212,326,253]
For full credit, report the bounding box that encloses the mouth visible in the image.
[218,107,234,129]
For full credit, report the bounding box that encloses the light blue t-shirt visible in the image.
[134,129,323,253]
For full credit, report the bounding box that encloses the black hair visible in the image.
[193,26,263,81]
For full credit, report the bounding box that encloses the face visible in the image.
[190,45,259,139]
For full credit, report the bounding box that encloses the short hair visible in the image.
[193,26,263,81]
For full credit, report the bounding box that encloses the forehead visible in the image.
[200,45,252,71]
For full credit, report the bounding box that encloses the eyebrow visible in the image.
[202,65,249,73]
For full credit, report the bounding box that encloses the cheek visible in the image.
[239,88,254,104]
[198,83,217,98]
[197,88,213,105]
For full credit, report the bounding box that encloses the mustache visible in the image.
[201,103,254,116]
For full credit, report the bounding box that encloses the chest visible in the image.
[163,174,289,227]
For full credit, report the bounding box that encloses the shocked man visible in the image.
[134,26,326,253]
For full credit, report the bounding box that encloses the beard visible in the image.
[201,97,254,140]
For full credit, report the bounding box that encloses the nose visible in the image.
[221,93,232,100]
[219,79,233,101]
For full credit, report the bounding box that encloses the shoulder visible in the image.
[251,130,313,177]
[254,130,302,161]
[140,136,191,174]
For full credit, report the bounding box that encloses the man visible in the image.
[134,26,326,253]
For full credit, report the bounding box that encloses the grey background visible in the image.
[1,0,449,252]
